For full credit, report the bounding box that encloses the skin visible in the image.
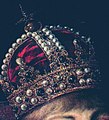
[24,89,109,120]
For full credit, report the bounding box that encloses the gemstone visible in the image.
[68,75,75,83]
[31,98,38,104]
[21,104,27,111]
[37,88,45,96]
[26,89,32,96]
[25,98,29,102]
[25,72,32,78]
[16,96,22,103]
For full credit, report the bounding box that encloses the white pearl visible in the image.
[21,104,27,111]
[73,39,77,45]
[84,68,90,73]
[35,35,40,40]
[8,48,14,54]
[3,59,8,64]
[38,39,43,44]
[76,69,83,75]
[45,30,51,36]
[21,34,27,40]
[42,80,49,86]
[1,71,7,76]
[75,32,79,35]
[46,88,53,94]
[42,28,48,32]
[49,26,53,29]
[46,50,51,55]
[44,46,49,51]
[26,89,32,96]
[59,83,66,90]
[55,41,60,47]
[27,32,32,37]
[79,79,85,85]
[41,43,46,48]
[48,34,54,39]
[81,36,85,39]
[31,98,38,104]
[70,28,73,31]
[87,78,93,84]
[16,38,22,44]
[5,53,11,58]
[52,38,58,42]
[1,64,7,70]
[12,43,18,48]
[58,45,64,50]
[32,32,37,37]
[16,96,22,103]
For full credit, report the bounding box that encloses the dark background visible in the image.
[0,0,109,91]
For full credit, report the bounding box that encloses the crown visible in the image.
[0,23,101,119]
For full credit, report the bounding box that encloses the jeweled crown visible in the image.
[0,23,101,119]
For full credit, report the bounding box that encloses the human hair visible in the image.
[23,89,108,120]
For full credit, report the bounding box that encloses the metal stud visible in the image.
[59,83,66,90]
[42,80,49,86]
[79,79,85,85]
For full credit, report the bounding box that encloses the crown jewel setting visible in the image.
[0,24,101,119]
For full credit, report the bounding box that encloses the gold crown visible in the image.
[0,24,101,119]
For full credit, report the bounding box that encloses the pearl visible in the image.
[16,38,22,44]
[1,71,7,76]
[44,46,49,51]
[3,58,8,64]
[38,39,43,44]
[41,43,46,48]
[31,98,38,104]
[21,104,27,111]
[26,89,32,96]
[16,58,24,66]
[70,28,73,31]
[86,78,93,84]
[59,83,66,90]
[76,69,83,75]
[75,32,79,35]
[12,43,18,49]
[46,50,51,55]
[45,30,51,36]
[64,26,67,29]
[57,25,60,28]
[49,26,53,29]
[5,53,11,58]
[48,34,54,39]
[27,32,32,37]
[1,64,7,70]
[42,80,49,86]
[79,79,85,85]
[8,48,14,54]
[58,45,64,50]
[16,96,22,103]
[81,36,85,39]
[46,88,53,94]
[84,68,90,73]
[42,28,48,32]
[32,32,37,37]
[73,39,77,45]
[52,38,58,42]
[55,41,60,47]
[35,35,40,40]
[21,34,27,40]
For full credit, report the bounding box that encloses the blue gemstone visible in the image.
[37,88,45,96]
